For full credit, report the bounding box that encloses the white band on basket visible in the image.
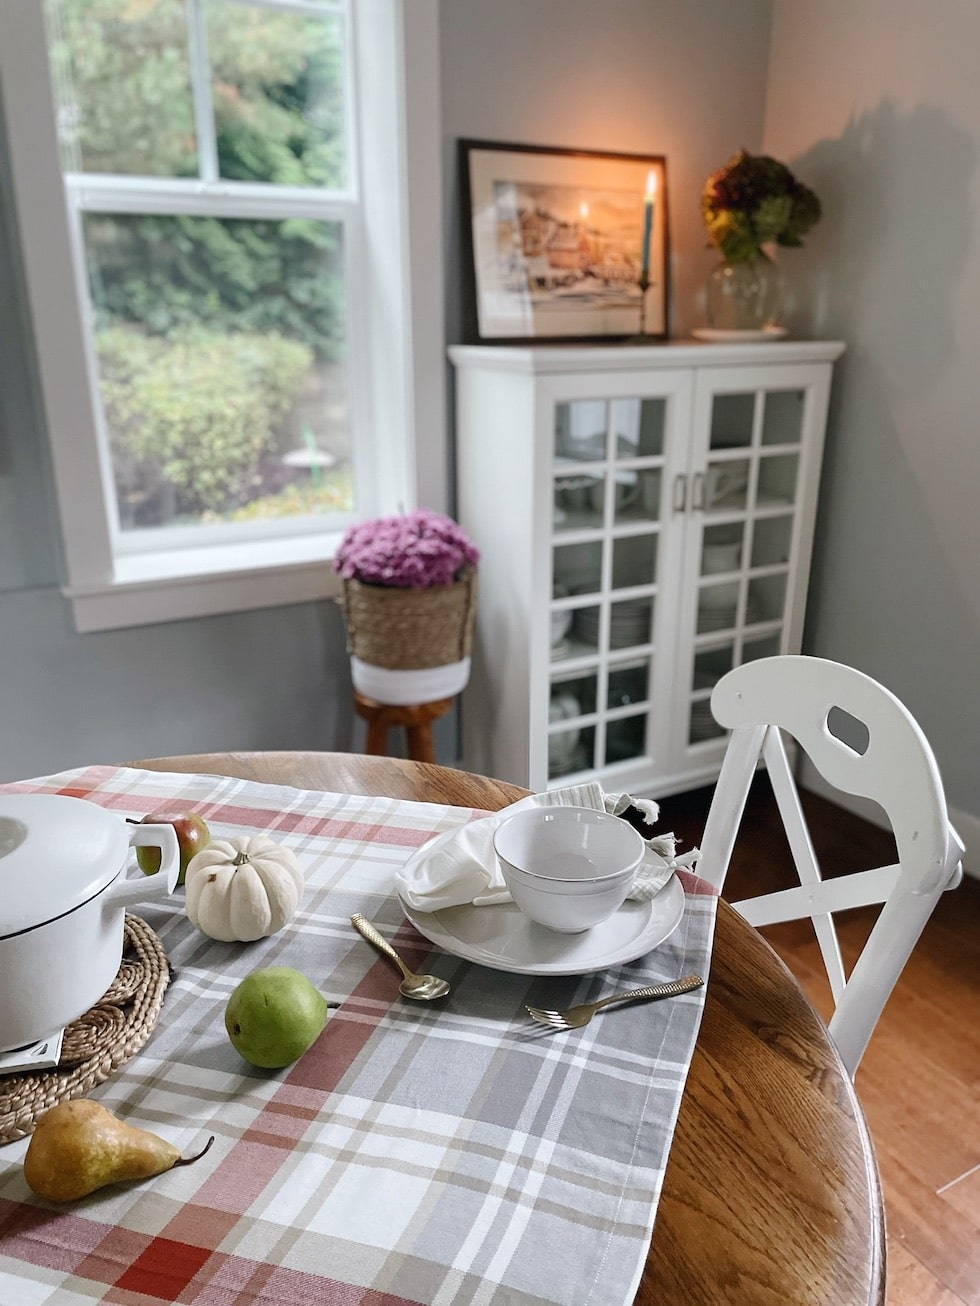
[351,656,471,706]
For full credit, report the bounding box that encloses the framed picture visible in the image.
[459,139,669,344]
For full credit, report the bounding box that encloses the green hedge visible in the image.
[98,326,312,520]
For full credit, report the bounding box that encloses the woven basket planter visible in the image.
[340,568,478,704]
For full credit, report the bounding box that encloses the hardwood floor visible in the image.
[656,779,980,1306]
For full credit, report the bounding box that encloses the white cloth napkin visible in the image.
[395,783,700,912]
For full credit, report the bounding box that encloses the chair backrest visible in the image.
[699,655,964,1078]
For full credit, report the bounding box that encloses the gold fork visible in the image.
[525,974,704,1030]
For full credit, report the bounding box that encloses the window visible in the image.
[0,0,444,630]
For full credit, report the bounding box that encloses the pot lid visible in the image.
[0,794,130,937]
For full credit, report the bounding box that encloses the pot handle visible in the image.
[105,823,180,907]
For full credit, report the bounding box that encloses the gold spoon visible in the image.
[350,914,450,1001]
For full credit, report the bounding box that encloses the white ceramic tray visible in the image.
[691,326,788,342]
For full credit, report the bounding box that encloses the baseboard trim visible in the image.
[798,757,978,881]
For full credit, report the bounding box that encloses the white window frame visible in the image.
[0,0,445,632]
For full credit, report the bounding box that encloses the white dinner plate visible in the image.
[399,875,685,976]
[691,326,788,342]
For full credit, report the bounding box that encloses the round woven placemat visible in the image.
[0,913,170,1144]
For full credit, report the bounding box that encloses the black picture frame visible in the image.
[459,139,669,344]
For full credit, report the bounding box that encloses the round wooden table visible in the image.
[133,751,886,1305]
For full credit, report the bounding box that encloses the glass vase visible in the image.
[706,254,784,331]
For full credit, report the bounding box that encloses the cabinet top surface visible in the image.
[448,339,846,372]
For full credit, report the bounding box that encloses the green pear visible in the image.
[24,1099,213,1202]
[225,966,330,1069]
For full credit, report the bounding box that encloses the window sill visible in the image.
[63,533,344,632]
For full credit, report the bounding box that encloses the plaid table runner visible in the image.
[0,765,717,1306]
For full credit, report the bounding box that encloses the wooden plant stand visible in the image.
[353,691,454,764]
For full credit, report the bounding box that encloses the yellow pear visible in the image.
[24,1098,213,1202]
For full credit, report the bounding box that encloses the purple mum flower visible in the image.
[334,510,480,588]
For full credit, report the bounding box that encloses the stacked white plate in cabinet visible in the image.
[699,605,738,632]
[690,699,721,742]
[573,601,651,649]
[697,594,765,632]
[571,609,599,645]
[610,603,652,647]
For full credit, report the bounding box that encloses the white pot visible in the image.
[350,655,471,706]
[0,793,179,1052]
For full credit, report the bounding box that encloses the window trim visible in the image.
[0,0,444,632]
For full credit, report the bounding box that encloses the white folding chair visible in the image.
[699,655,964,1078]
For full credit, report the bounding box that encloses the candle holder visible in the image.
[637,273,650,337]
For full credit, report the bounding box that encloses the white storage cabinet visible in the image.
[450,340,845,796]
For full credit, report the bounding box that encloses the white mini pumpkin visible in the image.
[184,834,305,942]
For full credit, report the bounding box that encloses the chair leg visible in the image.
[353,691,453,763]
[405,724,436,764]
[364,719,389,756]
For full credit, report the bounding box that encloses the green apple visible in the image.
[135,808,210,886]
[225,967,330,1069]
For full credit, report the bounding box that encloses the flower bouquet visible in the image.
[334,510,480,705]
[701,148,821,264]
[701,149,821,331]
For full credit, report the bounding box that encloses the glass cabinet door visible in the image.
[547,391,679,783]
[681,373,813,755]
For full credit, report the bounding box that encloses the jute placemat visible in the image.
[0,913,170,1144]
[339,568,478,668]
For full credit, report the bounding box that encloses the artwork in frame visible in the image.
[460,139,669,344]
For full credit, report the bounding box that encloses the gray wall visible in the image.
[763,0,980,823]
[440,0,774,343]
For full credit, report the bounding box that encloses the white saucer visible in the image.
[692,326,788,342]
[399,876,684,976]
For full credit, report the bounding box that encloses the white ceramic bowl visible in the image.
[492,807,645,933]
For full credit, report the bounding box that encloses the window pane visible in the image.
[206,1,347,188]
[761,389,805,446]
[83,212,352,532]
[608,660,649,709]
[46,0,198,177]
[611,534,656,589]
[710,392,755,449]
[553,541,602,596]
[554,473,602,531]
[606,714,647,765]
